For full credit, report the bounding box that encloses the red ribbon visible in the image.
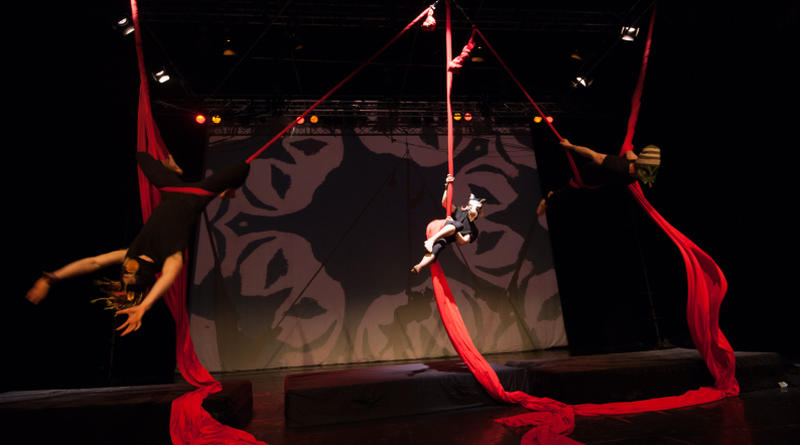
[159,186,217,197]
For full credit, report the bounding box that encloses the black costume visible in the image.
[430,207,479,259]
[127,153,250,269]
[546,154,635,208]
[91,154,248,310]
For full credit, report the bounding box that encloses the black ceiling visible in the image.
[19,1,797,133]
[96,0,658,121]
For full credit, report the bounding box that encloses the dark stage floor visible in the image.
[3,348,798,444]
[225,349,800,445]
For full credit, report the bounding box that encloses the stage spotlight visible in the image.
[571,76,593,88]
[290,33,304,51]
[620,26,639,41]
[211,115,222,124]
[546,116,554,123]
[533,116,543,124]
[453,112,462,121]
[195,114,207,125]
[463,113,473,121]
[470,46,485,63]
[296,116,305,125]
[223,39,236,56]
[309,115,319,124]
[152,69,170,84]
[113,17,135,36]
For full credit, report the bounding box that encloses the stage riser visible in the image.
[0,380,253,445]
[284,349,784,427]
[284,362,526,428]
[506,349,784,404]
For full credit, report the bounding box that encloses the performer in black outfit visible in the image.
[25,152,250,336]
[410,174,485,274]
[536,138,661,216]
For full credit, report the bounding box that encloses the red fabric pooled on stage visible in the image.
[428,214,737,445]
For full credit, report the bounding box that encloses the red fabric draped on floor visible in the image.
[428,215,737,445]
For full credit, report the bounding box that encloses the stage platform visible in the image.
[0,379,253,445]
[506,347,784,404]
[284,348,784,428]
[284,361,527,427]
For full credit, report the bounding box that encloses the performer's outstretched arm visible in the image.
[114,251,183,336]
[560,138,607,165]
[25,249,128,305]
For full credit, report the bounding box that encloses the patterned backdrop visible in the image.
[188,125,566,371]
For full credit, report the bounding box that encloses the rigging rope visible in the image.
[471,26,590,188]
[245,4,436,164]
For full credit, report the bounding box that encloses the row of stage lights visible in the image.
[192,114,322,125]
[112,13,635,126]
[191,112,554,126]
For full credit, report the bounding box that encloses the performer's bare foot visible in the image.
[423,238,435,253]
[162,155,184,176]
[410,265,420,275]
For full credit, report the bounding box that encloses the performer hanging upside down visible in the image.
[25,152,250,336]
[410,174,486,274]
[537,138,661,216]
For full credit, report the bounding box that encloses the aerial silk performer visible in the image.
[535,139,661,216]
[424,2,738,444]
[116,1,264,443]
[24,1,264,442]
[410,174,486,274]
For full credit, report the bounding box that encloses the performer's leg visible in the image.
[411,239,446,274]
[424,222,461,253]
[410,253,436,274]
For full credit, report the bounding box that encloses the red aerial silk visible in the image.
[129,2,436,442]
[129,1,265,443]
[429,2,738,444]
[616,2,737,396]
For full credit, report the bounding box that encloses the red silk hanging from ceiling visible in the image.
[129,1,265,443]
[430,2,738,444]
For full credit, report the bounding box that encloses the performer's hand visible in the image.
[25,277,51,305]
[115,304,146,336]
[536,198,547,216]
[536,191,553,216]
[445,174,455,184]
[559,138,573,149]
